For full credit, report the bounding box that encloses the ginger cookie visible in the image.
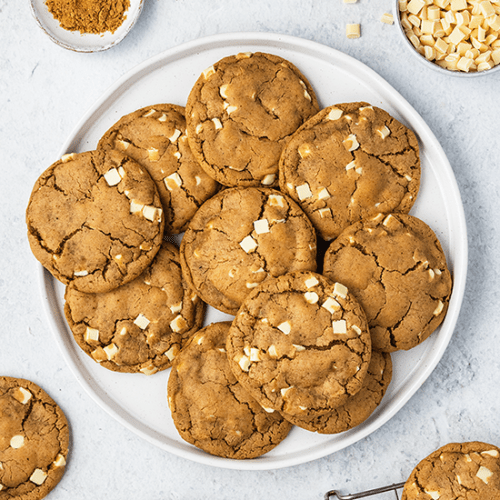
[167,322,292,459]
[0,377,69,500]
[98,103,220,234]
[280,350,392,433]
[26,149,164,294]
[179,187,317,315]
[186,52,319,188]
[64,241,204,375]
[402,442,500,500]
[279,102,420,241]
[226,271,372,419]
[323,213,452,352]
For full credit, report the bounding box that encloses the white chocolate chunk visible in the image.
[482,449,500,457]
[333,282,348,299]
[322,296,341,314]
[140,365,158,376]
[170,315,187,333]
[143,205,162,222]
[246,282,259,288]
[158,113,167,122]
[429,269,435,279]
[104,167,122,186]
[304,291,319,304]
[54,454,66,467]
[327,107,343,120]
[261,174,276,185]
[278,321,291,335]
[268,194,285,207]
[305,276,319,288]
[30,469,48,486]
[352,325,362,335]
[212,118,222,130]
[317,187,331,200]
[332,320,347,334]
[10,435,25,449]
[296,183,313,200]
[84,326,99,343]
[381,12,395,24]
[220,84,229,98]
[117,139,130,150]
[281,386,293,397]
[142,109,156,118]
[104,343,118,360]
[61,153,75,162]
[343,134,360,151]
[346,23,361,38]
[195,175,202,186]
[298,143,312,158]
[148,147,160,162]
[476,466,493,484]
[195,123,203,134]
[240,235,258,253]
[169,129,181,143]
[293,344,306,352]
[164,345,179,362]
[119,327,127,336]
[263,407,275,413]
[170,302,183,314]
[253,219,270,234]
[237,354,251,372]
[318,208,332,218]
[12,387,32,405]
[433,300,444,315]
[134,313,150,330]
[424,490,440,500]
[250,348,261,362]
[377,126,391,139]
[130,199,144,214]
[346,160,356,170]
[203,65,215,79]
[268,345,278,358]
[225,104,238,114]
[164,172,183,191]
[74,270,88,277]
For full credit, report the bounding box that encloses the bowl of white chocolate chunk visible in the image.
[395,0,500,74]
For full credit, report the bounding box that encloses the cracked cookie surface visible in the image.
[64,241,205,375]
[186,51,319,188]
[323,213,452,352]
[0,377,69,500]
[279,102,420,241]
[167,322,292,459]
[180,187,317,315]
[98,103,220,234]
[402,442,500,500]
[26,149,164,293]
[281,350,392,433]
[226,271,372,418]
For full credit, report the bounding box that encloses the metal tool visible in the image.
[324,481,406,500]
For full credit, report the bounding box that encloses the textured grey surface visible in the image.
[1,0,500,498]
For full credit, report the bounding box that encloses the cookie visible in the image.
[280,350,392,433]
[167,322,292,459]
[98,103,220,234]
[180,187,317,315]
[26,149,164,293]
[64,241,205,375]
[0,377,69,500]
[226,271,372,419]
[402,442,500,500]
[186,52,319,188]
[323,213,452,352]
[279,102,420,241]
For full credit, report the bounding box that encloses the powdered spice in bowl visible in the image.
[29,0,144,52]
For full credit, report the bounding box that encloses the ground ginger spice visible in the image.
[45,0,131,34]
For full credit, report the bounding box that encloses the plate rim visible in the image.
[38,31,468,470]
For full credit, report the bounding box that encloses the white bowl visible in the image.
[29,0,144,53]
[393,0,500,77]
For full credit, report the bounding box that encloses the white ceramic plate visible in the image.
[39,32,468,470]
[29,0,143,52]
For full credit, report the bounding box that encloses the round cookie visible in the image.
[402,442,500,500]
[226,271,372,419]
[64,241,205,375]
[26,149,164,293]
[186,51,320,188]
[279,102,420,241]
[98,103,220,234]
[279,350,392,433]
[167,322,292,459]
[180,187,318,315]
[323,213,452,352]
[0,377,69,500]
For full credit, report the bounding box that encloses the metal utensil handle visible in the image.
[324,481,406,500]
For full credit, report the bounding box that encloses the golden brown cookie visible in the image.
[0,377,69,500]
[98,103,220,234]
[402,442,500,500]
[167,322,292,459]
[279,350,392,433]
[64,241,205,375]
[323,213,452,352]
[186,51,319,188]
[180,187,317,315]
[26,149,164,293]
[226,271,372,419]
[279,102,420,241]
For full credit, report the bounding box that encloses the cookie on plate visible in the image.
[98,103,220,234]
[186,51,319,188]
[226,271,372,419]
[0,377,69,500]
[402,442,500,499]
[26,149,164,293]
[281,350,392,433]
[64,241,205,375]
[180,187,317,315]
[167,322,292,459]
[279,102,420,241]
[323,213,452,352]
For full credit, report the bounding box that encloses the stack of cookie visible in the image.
[25,51,452,462]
